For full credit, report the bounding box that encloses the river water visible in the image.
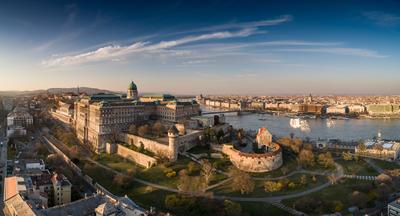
[201,107,400,141]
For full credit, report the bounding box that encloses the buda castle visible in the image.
[73,81,200,152]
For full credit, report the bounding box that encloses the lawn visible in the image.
[213,173,327,197]
[371,159,400,170]
[93,153,139,172]
[135,156,200,187]
[7,147,17,159]
[240,202,291,216]
[336,159,379,176]
[282,178,390,215]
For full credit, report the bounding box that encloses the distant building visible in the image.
[326,105,348,115]
[367,104,400,116]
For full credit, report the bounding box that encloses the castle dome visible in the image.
[128,81,137,90]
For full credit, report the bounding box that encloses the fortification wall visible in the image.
[121,133,170,155]
[222,144,283,173]
[116,144,157,168]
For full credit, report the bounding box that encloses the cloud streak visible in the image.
[42,28,256,66]
[277,47,388,58]
[363,11,400,26]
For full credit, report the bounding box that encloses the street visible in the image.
[0,119,7,216]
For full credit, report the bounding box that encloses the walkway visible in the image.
[364,158,384,174]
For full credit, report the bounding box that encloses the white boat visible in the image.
[326,119,335,128]
[290,118,301,128]
[300,120,311,132]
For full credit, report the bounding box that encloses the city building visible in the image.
[50,101,74,124]
[355,140,400,161]
[388,199,400,216]
[6,106,33,137]
[73,81,200,152]
[51,173,72,206]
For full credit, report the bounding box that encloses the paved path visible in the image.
[364,158,384,174]
[252,169,330,181]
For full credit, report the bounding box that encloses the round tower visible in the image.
[127,81,138,100]
[168,125,179,162]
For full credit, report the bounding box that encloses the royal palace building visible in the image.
[73,81,200,152]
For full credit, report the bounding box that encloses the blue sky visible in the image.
[0,0,399,95]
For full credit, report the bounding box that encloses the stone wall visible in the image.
[120,133,170,156]
[115,144,157,168]
[222,144,283,173]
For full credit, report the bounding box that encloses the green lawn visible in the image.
[94,153,139,172]
[371,159,400,170]
[213,173,327,197]
[282,178,389,215]
[7,147,17,159]
[240,202,291,216]
[136,156,200,187]
[336,159,379,176]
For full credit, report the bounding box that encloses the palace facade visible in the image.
[73,81,200,152]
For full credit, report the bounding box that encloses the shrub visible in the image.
[165,171,176,178]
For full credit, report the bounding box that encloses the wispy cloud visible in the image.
[277,47,388,58]
[42,15,292,67]
[41,28,257,66]
[363,11,400,26]
[188,15,292,32]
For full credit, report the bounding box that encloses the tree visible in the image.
[318,152,335,168]
[342,151,353,161]
[299,174,307,186]
[201,159,214,186]
[177,169,206,195]
[264,181,283,192]
[333,200,344,212]
[128,124,137,135]
[224,200,242,216]
[350,191,369,208]
[216,129,225,143]
[152,121,165,137]
[357,143,366,153]
[376,173,392,184]
[187,161,197,175]
[138,124,150,137]
[228,167,254,194]
[298,149,315,168]
[327,174,337,184]
[288,181,297,189]
[109,126,121,143]
[113,173,133,188]
[236,129,244,144]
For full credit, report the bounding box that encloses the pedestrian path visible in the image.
[343,174,376,181]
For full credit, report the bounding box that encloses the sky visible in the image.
[0,0,399,95]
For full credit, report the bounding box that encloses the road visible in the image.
[0,119,7,216]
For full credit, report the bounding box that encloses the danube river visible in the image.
[201,107,400,141]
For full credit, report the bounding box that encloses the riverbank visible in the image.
[201,106,400,141]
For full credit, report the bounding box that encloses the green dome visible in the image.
[128,81,137,90]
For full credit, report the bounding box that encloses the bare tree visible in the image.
[138,124,150,137]
[201,159,214,186]
[109,125,121,143]
[152,121,165,137]
[128,124,137,135]
[228,167,254,194]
